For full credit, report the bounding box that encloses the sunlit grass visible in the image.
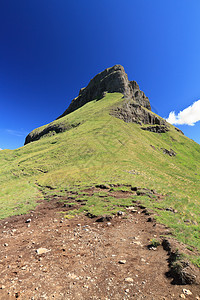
[0,92,200,265]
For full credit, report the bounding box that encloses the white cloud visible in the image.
[0,148,2,151]
[166,100,200,126]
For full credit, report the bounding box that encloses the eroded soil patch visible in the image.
[0,188,199,299]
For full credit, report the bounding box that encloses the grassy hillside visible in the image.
[0,93,200,265]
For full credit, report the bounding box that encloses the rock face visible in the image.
[24,122,81,145]
[57,65,151,119]
[110,97,168,131]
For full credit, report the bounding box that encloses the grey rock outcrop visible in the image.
[141,125,169,133]
[24,122,81,145]
[110,99,167,127]
[57,65,151,119]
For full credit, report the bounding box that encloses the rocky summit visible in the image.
[57,64,151,118]
[25,65,168,144]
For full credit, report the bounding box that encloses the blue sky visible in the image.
[1,0,200,149]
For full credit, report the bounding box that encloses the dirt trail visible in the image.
[0,191,199,300]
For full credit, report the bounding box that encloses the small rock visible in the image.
[4,243,8,247]
[36,248,50,255]
[119,260,126,264]
[125,289,129,293]
[180,294,186,299]
[124,277,134,283]
[126,207,135,211]
[183,289,192,296]
[149,246,157,251]
[0,285,5,289]
[15,292,20,298]
[132,241,142,246]
[107,222,111,226]
[68,273,78,280]
[25,218,31,223]
[96,215,112,222]
[117,211,124,216]
[95,184,110,189]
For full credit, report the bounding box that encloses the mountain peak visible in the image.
[57,65,151,119]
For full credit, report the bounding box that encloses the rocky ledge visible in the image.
[110,99,167,127]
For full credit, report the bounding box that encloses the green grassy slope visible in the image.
[0,93,200,264]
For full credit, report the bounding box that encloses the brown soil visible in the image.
[0,189,199,300]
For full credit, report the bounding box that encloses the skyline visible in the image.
[1,0,200,149]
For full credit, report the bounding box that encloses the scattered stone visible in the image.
[124,277,134,283]
[149,246,157,251]
[4,243,8,247]
[132,241,142,246]
[86,212,97,219]
[36,248,50,255]
[180,295,186,299]
[119,260,126,264]
[96,215,112,222]
[138,204,146,209]
[117,211,124,216]
[161,148,177,157]
[0,285,5,289]
[107,222,112,226]
[15,292,20,298]
[95,184,110,189]
[182,289,192,296]
[147,217,154,222]
[126,206,135,211]
[25,218,31,223]
[165,207,176,213]
[68,273,78,280]
[131,186,138,191]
